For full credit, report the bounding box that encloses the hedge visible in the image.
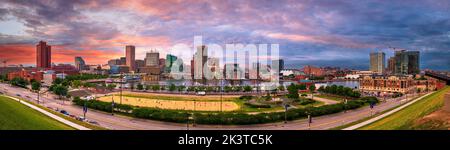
[244,102,272,108]
[73,96,374,125]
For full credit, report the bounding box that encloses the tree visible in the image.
[278,85,285,92]
[54,85,68,100]
[53,78,63,85]
[151,85,160,91]
[31,81,41,91]
[177,85,186,92]
[224,86,232,93]
[309,84,316,100]
[297,84,307,90]
[107,84,116,91]
[31,81,42,103]
[244,86,252,92]
[168,84,176,92]
[287,84,299,99]
[71,80,83,88]
[137,83,144,90]
[10,77,29,88]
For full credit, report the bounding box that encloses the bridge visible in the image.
[425,71,450,85]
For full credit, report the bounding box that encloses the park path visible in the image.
[306,94,340,105]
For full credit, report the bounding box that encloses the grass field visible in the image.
[359,86,450,130]
[0,95,74,130]
[98,94,240,111]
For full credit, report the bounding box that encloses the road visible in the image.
[0,83,423,130]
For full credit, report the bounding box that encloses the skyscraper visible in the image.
[370,52,385,74]
[36,41,51,68]
[145,51,159,67]
[165,54,178,73]
[194,45,208,79]
[125,45,135,72]
[394,50,420,75]
[74,56,86,71]
[387,57,396,74]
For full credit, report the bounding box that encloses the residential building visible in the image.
[370,52,385,74]
[36,41,51,68]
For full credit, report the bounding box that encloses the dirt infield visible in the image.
[97,93,240,111]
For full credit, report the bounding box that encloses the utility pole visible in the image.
[120,73,123,105]
[111,94,115,116]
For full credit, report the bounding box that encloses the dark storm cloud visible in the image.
[0,0,448,70]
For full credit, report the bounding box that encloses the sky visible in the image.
[0,0,449,71]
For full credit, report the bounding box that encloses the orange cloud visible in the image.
[0,44,123,65]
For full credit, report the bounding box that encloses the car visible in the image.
[88,120,99,125]
[16,94,21,97]
[76,116,86,121]
[59,110,69,115]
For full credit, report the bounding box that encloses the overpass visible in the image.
[425,71,450,85]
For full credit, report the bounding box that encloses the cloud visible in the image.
[0,0,448,70]
[0,44,122,65]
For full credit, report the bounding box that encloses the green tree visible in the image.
[54,85,68,99]
[287,84,299,99]
[71,80,83,88]
[277,85,285,91]
[107,84,116,91]
[177,85,186,92]
[151,85,160,91]
[244,85,252,92]
[137,83,144,90]
[168,84,176,92]
[309,84,316,100]
[10,77,29,88]
[224,86,232,93]
[297,84,307,90]
[31,81,41,91]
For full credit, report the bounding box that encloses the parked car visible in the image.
[16,94,21,97]
[59,110,69,115]
[88,120,99,125]
[196,91,206,96]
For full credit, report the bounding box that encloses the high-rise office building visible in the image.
[370,52,385,74]
[387,57,396,74]
[36,41,51,68]
[145,51,160,67]
[125,45,135,71]
[394,50,420,75]
[74,56,86,71]
[165,54,178,73]
[193,45,208,79]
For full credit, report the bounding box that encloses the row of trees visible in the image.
[317,85,361,98]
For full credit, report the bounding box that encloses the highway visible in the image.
[0,82,422,130]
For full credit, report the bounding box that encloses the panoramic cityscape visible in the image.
[0,0,449,147]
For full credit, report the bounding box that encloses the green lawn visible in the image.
[315,94,345,101]
[0,95,74,130]
[359,86,450,130]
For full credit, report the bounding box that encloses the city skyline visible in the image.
[0,0,449,71]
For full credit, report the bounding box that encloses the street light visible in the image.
[284,104,289,124]
[111,94,115,116]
